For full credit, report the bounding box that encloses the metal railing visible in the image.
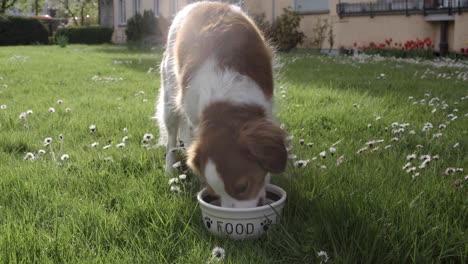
[337,0,468,17]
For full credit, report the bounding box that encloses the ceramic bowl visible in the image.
[197,184,287,240]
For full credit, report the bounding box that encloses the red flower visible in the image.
[462,48,466,53]
[353,42,357,47]
[379,43,386,48]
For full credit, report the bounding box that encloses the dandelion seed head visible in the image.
[211,247,225,261]
[329,147,336,155]
[319,151,326,158]
[317,250,329,263]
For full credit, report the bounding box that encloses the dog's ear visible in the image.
[187,141,203,175]
[239,119,287,174]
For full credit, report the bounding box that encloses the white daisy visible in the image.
[179,174,187,180]
[453,142,459,148]
[307,143,314,147]
[24,152,35,160]
[356,147,368,154]
[104,156,113,162]
[168,178,179,185]
[402,162,412,170]
[103,145,111,150]
[123,127,128,132]
[353,103,359,108]
[0,104,6,110]
[172,161,182,168]
[384,145,392,149]
[288,154,297,160]
[91,142,99,148]
[19,112,26,119]
[44,137,52,146]
[38,149,46,155]
[89,124,96,133]
[143,133,154,141]
[65,108,72,113]
[391,122,399,128]
[170,185,181,192]
[406,154,416,160]
[286,135,294,141]
[48,107,55,113]
[329,147,336,155]
[116,143,125,148]
[409,130,416,135]
[57,99,63,104]
[2,84,8,88]
[432,133,442,139]
[294,160,309,168]
[319,151,326,158]
[26,110,33,115]
[60,154,69,161]
[391,137,399,142]
[416,145,424,149]
[299,139,305,145]
[122,136,129,142]
[367,124,372,129]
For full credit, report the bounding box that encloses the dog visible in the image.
[156,1,287,208]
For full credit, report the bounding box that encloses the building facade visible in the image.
[106,0,468,53]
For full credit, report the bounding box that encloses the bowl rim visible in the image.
[197,184,287,213]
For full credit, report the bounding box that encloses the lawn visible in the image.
[0,45,466,263]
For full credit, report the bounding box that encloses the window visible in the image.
[295,0,329,13]
[119,0,126,25]
[133,0,140,16]
[153,0,160,15]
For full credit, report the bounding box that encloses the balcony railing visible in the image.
[337,0,468,17]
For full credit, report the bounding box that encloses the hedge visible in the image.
[0,16,49,45]
[54,26,113,44]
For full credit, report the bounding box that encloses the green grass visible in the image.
[0,45,466,263]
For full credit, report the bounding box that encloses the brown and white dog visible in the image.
[156,1,287,208]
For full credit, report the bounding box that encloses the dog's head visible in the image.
[188,118,287,208]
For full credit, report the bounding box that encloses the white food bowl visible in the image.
[197,184,287,240]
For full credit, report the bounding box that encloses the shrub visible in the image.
[251,8,305,52]
[56,35,69,48]
[125,10,161,48]
[0,16,49,45]
[54,26,113,44]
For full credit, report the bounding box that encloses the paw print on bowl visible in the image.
[205,216,213,229]
[260,218,273,231]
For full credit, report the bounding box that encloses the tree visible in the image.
[0,0,18,14]
[56,0,97,26]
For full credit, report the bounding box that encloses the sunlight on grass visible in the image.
[0,45,466,263]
